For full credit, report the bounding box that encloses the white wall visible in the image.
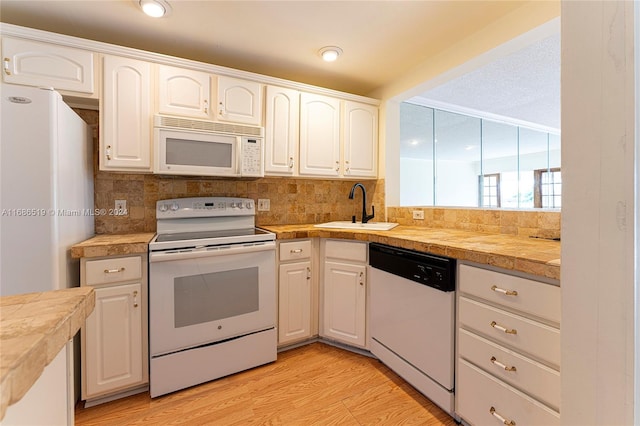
[561,1,636,424]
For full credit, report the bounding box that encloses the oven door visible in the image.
[149,243,275,356]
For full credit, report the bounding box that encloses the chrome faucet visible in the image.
[348,183,375,224]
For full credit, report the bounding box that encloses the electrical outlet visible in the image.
[115,199,127,216]
[257,199,270,211]
[412,210,424,220]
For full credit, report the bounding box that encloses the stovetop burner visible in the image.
[155,228,272,243]
[149,197,275,252]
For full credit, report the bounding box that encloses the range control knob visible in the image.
[159,204,168,213]
[170,202,179,211]
[230,202,237,208]
[245,201,253,209]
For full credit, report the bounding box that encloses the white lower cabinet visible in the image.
[456,263,560,425]
[320,240,367,348]
[277,239,314,346]
[81,254,148,404]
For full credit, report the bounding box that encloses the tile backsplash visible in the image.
[387,207,561,239]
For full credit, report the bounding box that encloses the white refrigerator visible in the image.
[0,83,94,296]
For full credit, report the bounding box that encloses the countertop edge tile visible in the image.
[0,287,95,420]
[71,233,155,259]
[260,224,560,281]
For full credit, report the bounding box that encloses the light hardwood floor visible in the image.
[75,342,457,425]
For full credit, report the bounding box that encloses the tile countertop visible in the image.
[260,224,561,281]
[71,232,156,259]
[0,287,95,420]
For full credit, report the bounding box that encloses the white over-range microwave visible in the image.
[153,115,264,177]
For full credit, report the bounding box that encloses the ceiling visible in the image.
[411,32,560,130]
[0,0,533,97]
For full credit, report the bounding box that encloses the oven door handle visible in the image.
[149,242,275,262]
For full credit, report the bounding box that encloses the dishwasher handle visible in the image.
[368,243,456,292]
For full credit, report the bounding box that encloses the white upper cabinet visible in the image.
[300,94,379,179]
[264,85,300,175]
[101,55,152,171]
[216,75,263,125]
[2,37,95,95]
[343,101,378,178]
[157,65,212,119]
[299,93,341,177]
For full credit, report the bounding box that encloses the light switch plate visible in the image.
[257,199,270,211]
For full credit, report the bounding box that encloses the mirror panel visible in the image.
[399,102,561,209]
[434,110,480,207]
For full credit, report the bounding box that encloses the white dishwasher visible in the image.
[369,243,456,416]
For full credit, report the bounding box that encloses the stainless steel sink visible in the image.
[314,221,399,231]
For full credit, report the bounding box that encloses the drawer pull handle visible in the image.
[133,290,139,308]
[489,407,516,426]
[491,285,518,296]
[290,248,303,254]
[490,321,517,335]
[490,356,517,372]
[306,267,311,280]
[104,267,125,274]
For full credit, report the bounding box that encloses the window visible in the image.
[534,168,561,208]
[480,173,501,207]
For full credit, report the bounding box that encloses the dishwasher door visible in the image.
[369,266,455,390]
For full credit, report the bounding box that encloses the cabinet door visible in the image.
[299,93,341,177]
[2,37,95,94]
[343,101,378,178]
[322,261,366,347]
[216,75,262,125]
[157,65,211,119]
[101,56,152,171]
[83,283,143,398]
[264,85,299,175]
[278,261,312,345]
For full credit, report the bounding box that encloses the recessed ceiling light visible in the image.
[139,0,171,18]
[319,46,343,62]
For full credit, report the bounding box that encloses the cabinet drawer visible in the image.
[324,240,367,263]
[85,256,142,286]
[459,264,560,323]
[458,329,560,410]
[280,240,312,261]
[457,359,560,426]
[459,297,560,367]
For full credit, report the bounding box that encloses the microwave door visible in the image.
[155,128,240,176]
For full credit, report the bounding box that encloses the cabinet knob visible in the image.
[106,145,112,161]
